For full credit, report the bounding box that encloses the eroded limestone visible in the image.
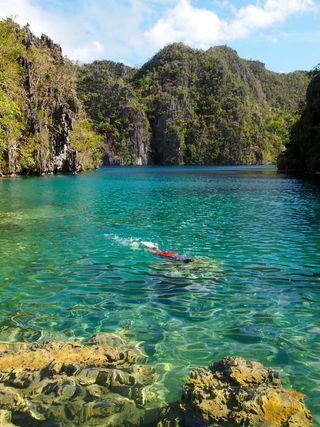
[0,333,158,426]
[182,356,313,427]
[0,340,314,426]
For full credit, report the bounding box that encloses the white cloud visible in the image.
[0,0,317,66]
[69,40,104,63]
[145,0,223,49]
[227,0,316,40]
[0,0,69,43]
[0,0,82,57]
[0,0,149,63]
[145,0,316,49]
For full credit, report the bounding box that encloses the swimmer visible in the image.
[139,241,194,263]
[153,250,194,263]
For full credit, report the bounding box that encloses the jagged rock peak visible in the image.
[0,18,101,176]
[23,23,36,48]
[40,33,63,62]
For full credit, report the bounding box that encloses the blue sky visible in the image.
[1,0,319,72]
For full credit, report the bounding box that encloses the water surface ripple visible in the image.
[0,166,319,422]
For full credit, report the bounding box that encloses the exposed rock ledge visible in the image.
[181,356,313,427]
[0,333,160,426]
[0,336,313,426]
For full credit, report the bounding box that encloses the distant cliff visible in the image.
[278,71,320,174]
[0,19,101,175]
[0,20,311,172]
[78,43,309,166]
[77,61,149,166]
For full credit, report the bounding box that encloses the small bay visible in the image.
[0,165,319,422]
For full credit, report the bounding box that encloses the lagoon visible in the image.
[0,166,319,423]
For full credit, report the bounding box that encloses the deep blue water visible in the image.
[0,166,319,422]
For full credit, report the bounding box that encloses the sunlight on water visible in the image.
[0,166,319,422]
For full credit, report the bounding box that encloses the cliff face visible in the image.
[134,44,308,165]
[79,44,309,166]
[278,72,320,174]
[17,31,79,175]
[0,20,310,171]
[0,19,100,175]
[150,92,190,165]
[77,61,150,166]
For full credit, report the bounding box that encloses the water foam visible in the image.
[104,234,159,251]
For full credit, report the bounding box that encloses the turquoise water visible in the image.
[0,166,320,422]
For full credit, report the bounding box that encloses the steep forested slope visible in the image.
[77,61,149,165]
[278,70,320,174]
[0,19,101,175]
[78,43,309,166]
[0,19,310,172]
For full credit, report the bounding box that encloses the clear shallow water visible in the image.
[0,166,320,422]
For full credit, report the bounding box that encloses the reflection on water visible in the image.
[0,166,320,423]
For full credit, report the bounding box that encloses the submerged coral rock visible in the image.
[182,356,313,427]
[0,333,158,426]
[0,344,314,426]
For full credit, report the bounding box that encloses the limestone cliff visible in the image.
[0,20,311,171]
[0,19,100,175]
[79,44,309,166]
[278,72,320,174]
[77,61,150,166]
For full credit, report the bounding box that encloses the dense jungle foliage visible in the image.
[278,66,320,174]
[77,43,309,166]
[0,19,311,172]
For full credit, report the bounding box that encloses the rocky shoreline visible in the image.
[0,333,313,426]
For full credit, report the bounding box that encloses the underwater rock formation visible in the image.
[0,333,160,426]
[0,340,313,426]
[181,356,313,427]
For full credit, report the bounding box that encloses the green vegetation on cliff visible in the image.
[0,19,101,175]
[0,20,311,171]
[278,67,320,174]
[78,43,309,166]
[77,61,149,165]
